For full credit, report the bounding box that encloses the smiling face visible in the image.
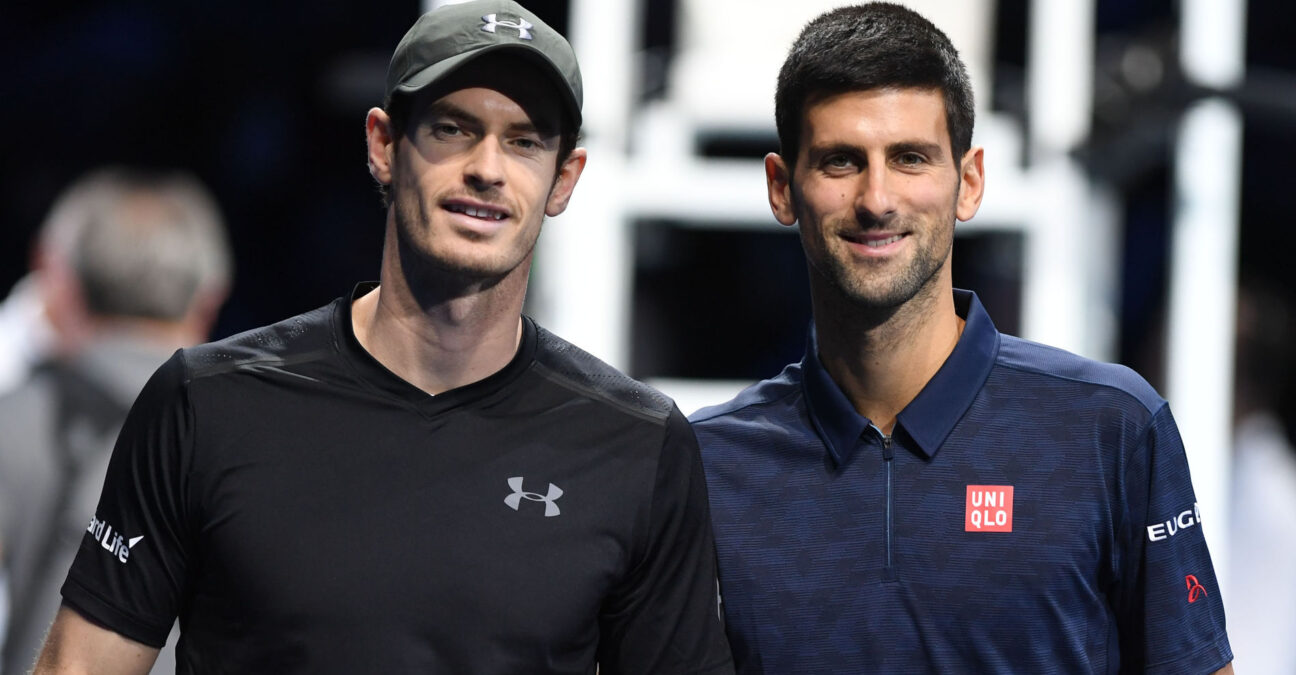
[366,54,584,285]
[766,87,983,312]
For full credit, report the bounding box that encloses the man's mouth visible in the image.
[864,234,905,248]
[445,203,508,221]
[842,231,908,248]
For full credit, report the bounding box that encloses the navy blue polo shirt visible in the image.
[691,290,1231,674]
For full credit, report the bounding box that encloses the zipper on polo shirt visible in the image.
[882,433,895,577]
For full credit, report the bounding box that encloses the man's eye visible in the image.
[432,123,462,138]
[897,153,925,166]
[824,154,855,169]
[513,137,540,150]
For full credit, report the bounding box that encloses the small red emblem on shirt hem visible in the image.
[1186,574,1208,603]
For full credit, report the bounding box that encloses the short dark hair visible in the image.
[375,91,581,208]
[774,2,975,167]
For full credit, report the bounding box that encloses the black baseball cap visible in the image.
[385,0,583,128]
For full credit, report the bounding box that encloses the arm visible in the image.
[597,408,733,674]
[47,354,194,668]
[1113,404,1233,673]
[1211,665,1234,675]
[32,606,158,675]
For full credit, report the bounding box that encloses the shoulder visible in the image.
[689,362,803,428]
[687,363,809,456]
[994,334,1166,417]
[531,324,676,425]
[180,302,337,383]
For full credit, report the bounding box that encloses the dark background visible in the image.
[2,0,1292,428]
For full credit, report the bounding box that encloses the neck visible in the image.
[352,226,530,396]
[812,276,963,436]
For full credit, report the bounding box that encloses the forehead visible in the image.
[800,87,950,151]
[413,53,564,132]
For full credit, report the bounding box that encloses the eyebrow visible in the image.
[810,140,947,160]
[887,141,946,160]
[421,100,559,138]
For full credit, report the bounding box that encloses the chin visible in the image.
[826,264,922,308]
[427,251,515,279]
[416,240,536,282]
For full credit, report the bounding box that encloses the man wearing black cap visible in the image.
[31,2,733,673]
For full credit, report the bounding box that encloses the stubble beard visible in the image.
[391,182,540,287]
[804,200,958,314]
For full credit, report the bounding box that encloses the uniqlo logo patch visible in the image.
[965,485,1014,532]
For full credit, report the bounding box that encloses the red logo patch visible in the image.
[1186,575,1208,603]
[965,485,1013,532]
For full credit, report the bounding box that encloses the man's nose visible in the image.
[464,137,506,191]
[854,163,897,222]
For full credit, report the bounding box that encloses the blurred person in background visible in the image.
[1226,278,1296,673]
[0,167,231,675]
[0,168,171,395]
[28,2,731,673]
[0,277,58,395]
[690,3,1232,673]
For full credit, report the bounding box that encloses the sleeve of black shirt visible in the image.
[596,406,734,674]
[59,351,194,648]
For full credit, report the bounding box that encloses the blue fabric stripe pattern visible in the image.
[691,289,1232,674]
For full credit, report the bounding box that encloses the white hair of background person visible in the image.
[37,167,232,324]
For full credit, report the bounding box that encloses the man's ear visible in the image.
[956,146,985,222]
[545,148,588,217]
[765,152,798,227]
[366,107,396,186]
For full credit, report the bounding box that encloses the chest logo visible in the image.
[481,14,534,40]
[505,477,563,517]
[965,485,1014,532]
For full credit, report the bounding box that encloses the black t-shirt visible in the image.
[61,286,732,674]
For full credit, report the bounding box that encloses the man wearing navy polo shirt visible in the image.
[690,3,1233,673]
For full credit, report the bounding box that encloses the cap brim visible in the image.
[393,44,581,128]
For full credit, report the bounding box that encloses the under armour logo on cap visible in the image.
[385,0,583,126]
[505,476,563,516]
[481,13,534,40]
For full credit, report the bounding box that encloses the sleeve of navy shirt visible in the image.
[59,351,191,648]
[1114,403,1232,673]
[596,407,734,675]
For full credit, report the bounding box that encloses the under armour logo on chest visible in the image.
[505,476,563,517]
[481,14,534,40]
